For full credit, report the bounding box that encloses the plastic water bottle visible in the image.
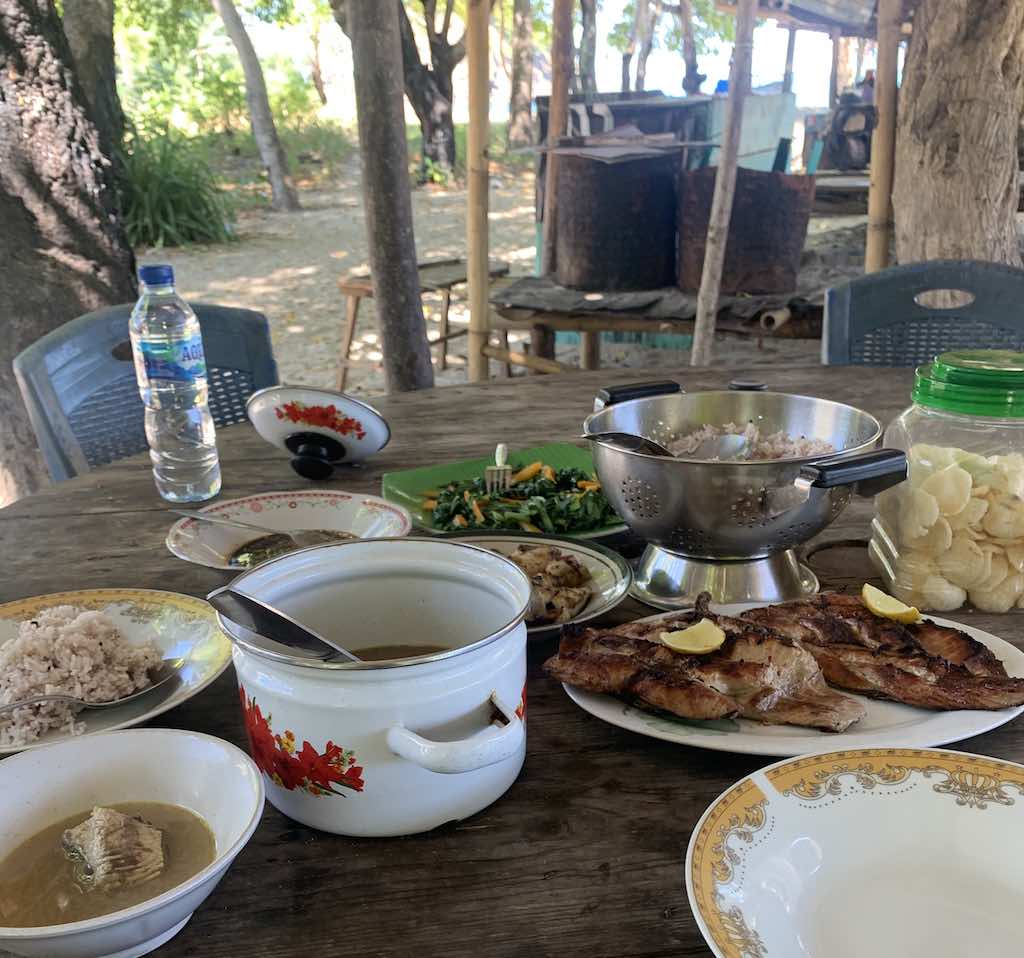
[129,264,221,502]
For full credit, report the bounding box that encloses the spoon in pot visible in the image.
[582,432,676,457]
[206,585,361,664]
[689,434,751,460]
[0,657,186,717]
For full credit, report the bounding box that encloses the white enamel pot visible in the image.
[217,538,533,837]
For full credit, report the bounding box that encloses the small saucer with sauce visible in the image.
[165,491,412,571]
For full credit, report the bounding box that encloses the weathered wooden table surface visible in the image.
[3,366,1022,958]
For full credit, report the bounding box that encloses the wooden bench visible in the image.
[336,258,510,390]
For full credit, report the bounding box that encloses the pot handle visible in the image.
[386,691,523,775]
[594,380,681,410]
[800,448,908,496]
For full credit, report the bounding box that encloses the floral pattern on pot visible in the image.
[240,687,365,796]
[275,400,366,441]
[515,682,527,720]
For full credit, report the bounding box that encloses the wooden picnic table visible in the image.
[3,365,1023,958]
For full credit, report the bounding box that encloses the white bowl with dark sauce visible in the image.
[0,728,264,958]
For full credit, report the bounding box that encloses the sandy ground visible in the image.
[158,163,853,394]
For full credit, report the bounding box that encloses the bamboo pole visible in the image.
[466,0,490,382]
[541,0,573,277]
[865,0,901,273]
[689,0,756,367]
[782,26,796,94]
[481,344,574,374]
[829,26,841,107]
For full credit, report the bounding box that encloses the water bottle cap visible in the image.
[139,264,175,287]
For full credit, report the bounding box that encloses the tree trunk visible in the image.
[836,35,856,96]
[579,0,597,95]
[635,0,660,93]
[310,23,328,105]
[893,0,1024,265]
[61,0,124,159]
[0,0,136,506]
[211,0,300,211]
[621,3,638,93]
[346,0,434,392]
[673,0,704,95]
[396,1,456,180]
[507,0,533,147]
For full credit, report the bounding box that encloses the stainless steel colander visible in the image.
[583,382,907,606]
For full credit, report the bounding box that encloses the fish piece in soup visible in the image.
[62,806,164,891]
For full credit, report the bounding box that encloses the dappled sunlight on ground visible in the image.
[154,160,539,393]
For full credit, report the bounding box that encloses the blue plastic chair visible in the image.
[14,303,278,482]
[823,260,1024,365]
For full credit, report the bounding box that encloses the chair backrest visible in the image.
[13,303,278,482]
[823,260,1024,365]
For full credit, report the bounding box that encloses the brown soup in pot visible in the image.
[349,644,447,661]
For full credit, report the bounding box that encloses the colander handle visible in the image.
[800,448,908,494]
[594,381,681,410]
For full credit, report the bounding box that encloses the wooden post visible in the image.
[689,0,756,367]
[782,26,796,94]
[466,0,490,382]
[865,0,901,273]
[541,0,573,276]
[829,26,841,107]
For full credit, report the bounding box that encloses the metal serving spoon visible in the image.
[582,431,676,457]
[689,434,751,460]
[206,585,361,664]
[170,509,347,551]
[0,657,186,717]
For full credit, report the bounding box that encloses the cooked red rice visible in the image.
[0,606,161,748]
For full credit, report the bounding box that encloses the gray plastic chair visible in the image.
[823,260,1024,365]
[14,303,278,482]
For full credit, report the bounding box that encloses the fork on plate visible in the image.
[484,443,513,494]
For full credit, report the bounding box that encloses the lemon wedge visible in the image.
[660,618,726,654]
[861,583,921,624]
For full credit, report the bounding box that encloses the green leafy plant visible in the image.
[120,133,236,248]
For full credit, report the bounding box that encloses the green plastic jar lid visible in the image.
[913,350,1024,418]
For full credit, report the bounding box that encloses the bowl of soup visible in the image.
[217,538,533,837]
[0,728,264,958]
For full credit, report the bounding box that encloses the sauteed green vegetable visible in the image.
[423,461,618,534]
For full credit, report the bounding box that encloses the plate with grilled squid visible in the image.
[444,532,632,636]
[545,590,1024,756]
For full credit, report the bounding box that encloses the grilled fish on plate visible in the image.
[739,592,1024,711]
[544,596,866,732]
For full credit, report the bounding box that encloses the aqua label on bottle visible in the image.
[139,335,207,381]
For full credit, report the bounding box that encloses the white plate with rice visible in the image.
[0,589,231,754]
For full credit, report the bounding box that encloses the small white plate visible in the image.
[445,532,632,637]
[687,747,1024,958]
[0,589,231,754]
[166,490,412,570]
[562,604,1024,756]
[247,385,390,466]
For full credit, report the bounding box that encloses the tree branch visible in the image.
[423,0,438,40]
[441,0,453,38]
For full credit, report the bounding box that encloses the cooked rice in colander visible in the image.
[668,422,835,460]
[0,606,161,748]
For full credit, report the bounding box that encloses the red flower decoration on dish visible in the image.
[239,687,365,796]
[515,681,527,720]
[274,401,366,441]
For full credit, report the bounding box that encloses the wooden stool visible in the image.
[336,258,510,390]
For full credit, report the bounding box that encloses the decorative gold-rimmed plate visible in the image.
[0,589,231,754]
[562,604,1024,756]
[686,747,1024,958]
